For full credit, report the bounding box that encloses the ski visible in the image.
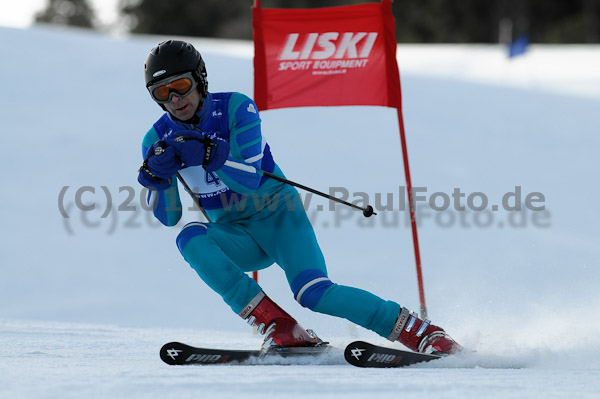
[160,341,341,366]
[344,340,440,368]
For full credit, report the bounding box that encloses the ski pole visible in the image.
[262,170,376,218]
[176,172,212,223]
[177,170,375,219]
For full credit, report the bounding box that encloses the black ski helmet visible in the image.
[144,40,208,100]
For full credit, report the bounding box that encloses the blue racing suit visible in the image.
[141,91,401,338]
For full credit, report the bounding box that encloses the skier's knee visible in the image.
[176,222,209,255]
[291,269,333,310]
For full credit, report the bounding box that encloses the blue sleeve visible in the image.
[214,93,264,193]
[141,126,182,226]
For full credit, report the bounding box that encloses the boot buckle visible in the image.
[404,312,418,332]
[416,319,431,337]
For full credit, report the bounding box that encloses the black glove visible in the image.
[168,131,230,172]
[137,141,182,190]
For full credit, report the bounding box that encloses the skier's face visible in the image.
[164,88,201,121]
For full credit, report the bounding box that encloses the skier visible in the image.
[137,40,462,355]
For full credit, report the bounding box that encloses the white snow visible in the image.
[1,25,599,398]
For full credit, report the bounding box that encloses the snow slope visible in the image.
[0,25,599,398]
[3,319,599,399]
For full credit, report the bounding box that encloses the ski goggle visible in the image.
[147,72,197,104]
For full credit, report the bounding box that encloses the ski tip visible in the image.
[160,342,189,365]
[344,341,440,368]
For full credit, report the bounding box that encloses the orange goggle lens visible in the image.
[151,77,194,102]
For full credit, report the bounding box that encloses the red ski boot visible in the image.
[388,307,462,355]
[239,292,323,349]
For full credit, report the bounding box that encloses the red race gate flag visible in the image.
[253,0,401,110]
[252,0,428,318]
